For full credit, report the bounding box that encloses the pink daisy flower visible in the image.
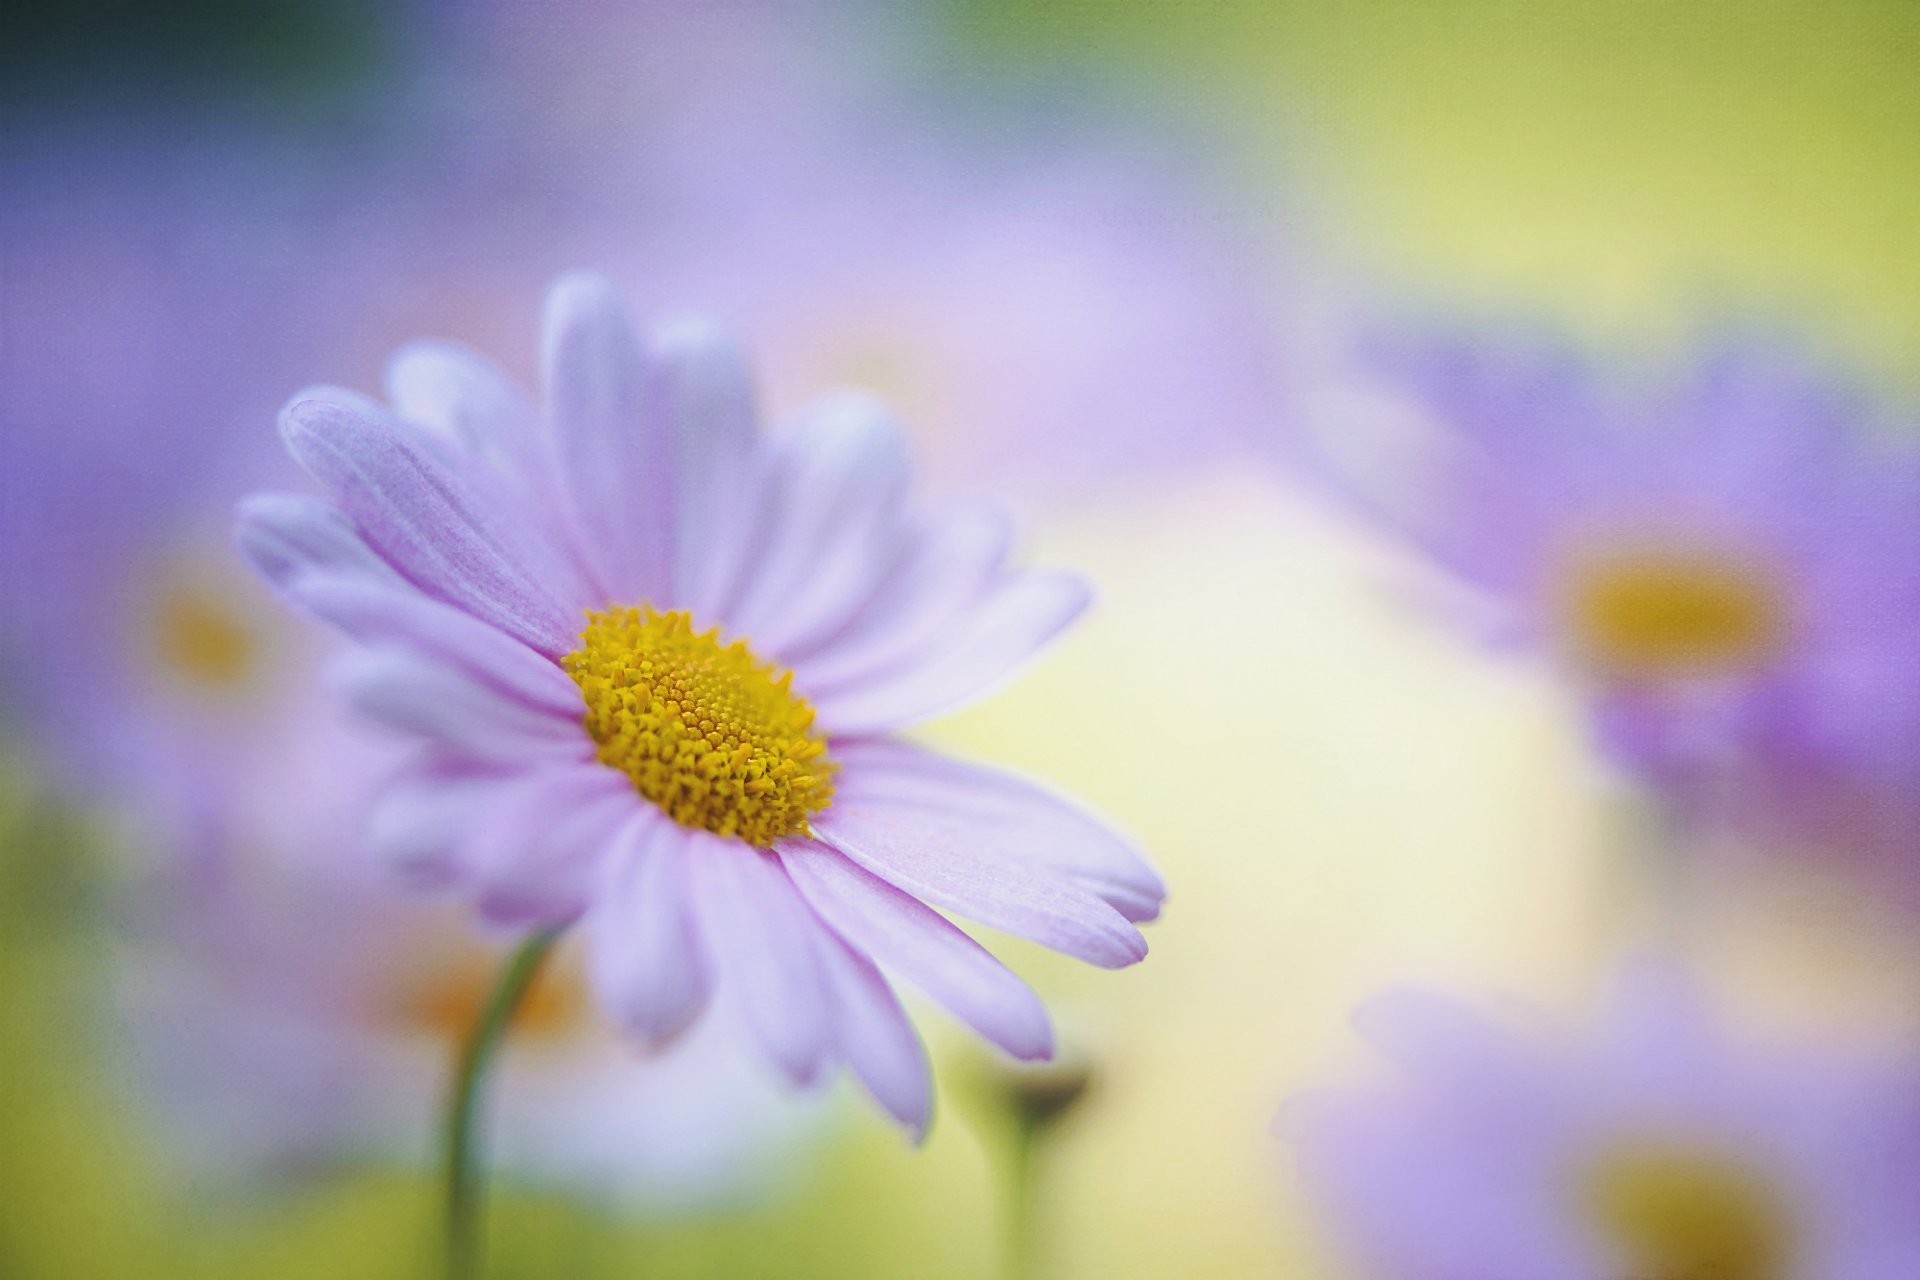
[236,274,1163,1136]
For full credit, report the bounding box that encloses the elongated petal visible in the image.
[813,799,1146,969]
[811,923,932,1139]
[655,318,758,610]
[685,839,835,1086]
[331,649,586,763]
[780,839,1053,1061]
[832,739,1164,923]
[466,765,635,928]
[807,570,1090,734]
[716,395,911,651]
[543,274,675,602]
[234,493,404,591]
[367,752,511,888]
[279,393,584,655]
[385,340,543,471]
[784,501,1011,679]
[585,817,709,1048]
[293,575,581,717]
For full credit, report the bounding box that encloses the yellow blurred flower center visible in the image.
[1556,544,1786,679]
[562,607,835,846]
[150,581,259,691]
[1577,1142,1792,1280]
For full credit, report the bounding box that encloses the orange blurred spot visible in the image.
[150,582,259,691]
[396,952,592,1045]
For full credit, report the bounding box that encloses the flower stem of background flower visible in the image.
[442,926,564,1280]
[1002,1115,1041,1280]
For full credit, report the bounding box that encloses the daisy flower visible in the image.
[237,274,1164,1135]
[1283,962,1920,1279]
[1,127,827,1203]
[1307,328,1920,807]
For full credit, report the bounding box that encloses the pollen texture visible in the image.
[563,607,834,846]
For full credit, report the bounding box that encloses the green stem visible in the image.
[1002,1117,1040,1280]
[443,927,564,1280]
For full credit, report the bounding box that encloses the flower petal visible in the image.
[714,394,911,653]
[806,569,1090,734]
[810,923,932,1140]
[385,339,543,476]
[367,752,510,889]
[234,493,405,592]
[585,817,709,1049]
[783,500,1011,680]
[655,318,759,611]
[543,274,675,603]
[833,739,1164,923]
[466,765,635,928]
[331,649,587,763]
[279,391,585,656]
[685,839,836,1086]
[293,575,581,717]
[812,796,1146,969]
[780,839,1053,1061]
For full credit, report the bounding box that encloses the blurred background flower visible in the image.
[1286,960,1920,1279]
[4,0,1920,1276]
[1296,326,1920,892]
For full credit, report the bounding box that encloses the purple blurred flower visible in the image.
[1308,330,1920,818]
[389,5,1290,506]
[239,274,1165,1136]
[1284,961,1920,1279]
[121,775,825,1205]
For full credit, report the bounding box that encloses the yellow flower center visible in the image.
[1555,542,1787,680]
[1577,1141,1793,1280]
[562,607,835,846]
[149,580,260,692]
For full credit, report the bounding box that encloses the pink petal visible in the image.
[331,649,587,763]
[714,394,911,652]
[780,839,1053,1061]
[293,575,582,717]
[812,796,1146,969]
[279,392,586,656]
[466,765,635,928]
[234,492,405,591]
[542,274,675,603]
[832,739,1164,923]
[685,838,836,1087]
[367,752,510,888]
[783,500,1011,679]
[806,569,1090,734]
[654,318,759,612]
[810,923,932,1140]
[585,817,710,1049]
[384,339,543,478]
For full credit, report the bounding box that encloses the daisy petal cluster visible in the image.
[237,274,1164,1134]
[1285,962,1920,1279]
